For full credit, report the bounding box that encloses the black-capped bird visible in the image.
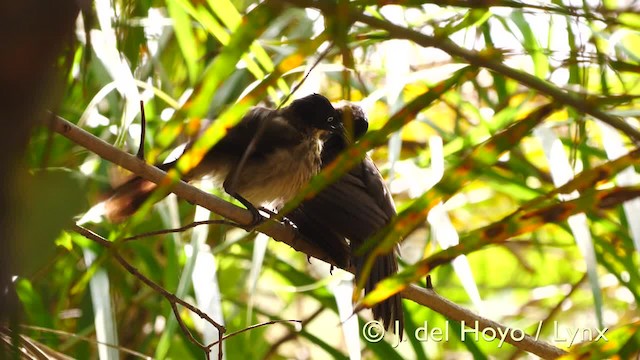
[104,95,403,336]
[288,104,404,337]
[104,94,341,223]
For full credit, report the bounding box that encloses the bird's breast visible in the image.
[233,137,323,208]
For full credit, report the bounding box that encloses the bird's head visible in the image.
[287,94,342,135]
[336,103,368,141]
[317,103,370,164]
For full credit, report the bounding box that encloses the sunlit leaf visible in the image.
[167,0,201,84]
[559,321,640,359]
[363,185,640,303]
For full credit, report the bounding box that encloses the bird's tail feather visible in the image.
[104,162,178,222]
[355,252,404,338]
[104,176,158,222]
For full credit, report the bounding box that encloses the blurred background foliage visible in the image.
[12,0,640,359]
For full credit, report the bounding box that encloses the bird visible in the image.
[104,93,342,223]
[287,103,404,337]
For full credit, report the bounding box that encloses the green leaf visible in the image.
[559,321,640,359]
[15,278,55,333]
[167,0,201,84]
[186,1,287,117]
[510,10,549,79]
[17,169,87,276]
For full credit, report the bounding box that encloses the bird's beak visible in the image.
[317,115,342,137]
[317,120,343,140]
[330,119,344,133]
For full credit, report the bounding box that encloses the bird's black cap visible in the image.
[288,94,341,132]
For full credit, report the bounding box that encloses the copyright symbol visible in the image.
[362,320,385,342]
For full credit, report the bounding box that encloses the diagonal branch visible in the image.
[401,286,567,359]
[72,224,225,360]
[51,114,566,359]
[49,114,337,265]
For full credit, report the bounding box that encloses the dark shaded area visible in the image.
[0,0,80,338]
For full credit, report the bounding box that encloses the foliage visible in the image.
[18,0,640,359]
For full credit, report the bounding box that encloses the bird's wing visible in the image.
[211,107,303,159]
[297,156,395,244]
[287,206,351,268]
[359,156,396,219]
[189,107,304,179]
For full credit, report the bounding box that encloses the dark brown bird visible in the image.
[104,94,341,222]
[288,104,404,337]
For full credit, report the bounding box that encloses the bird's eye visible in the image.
[327,116,334,123]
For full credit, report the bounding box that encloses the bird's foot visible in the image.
[228,192,266,230]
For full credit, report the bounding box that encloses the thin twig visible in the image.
[281,0,640,144]
[281,41,334,106]
[19,325,152,359]
[352,0,637,29]
[170,301,217,360]
[123,219,240,242]
[507,274,588,360]
[71,224,225,359]
[264,307,324,360]
[210,319,302,347]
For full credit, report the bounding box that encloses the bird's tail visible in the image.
[104,176,159,222]
[104,162,180,222]
[355,251,404,338]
